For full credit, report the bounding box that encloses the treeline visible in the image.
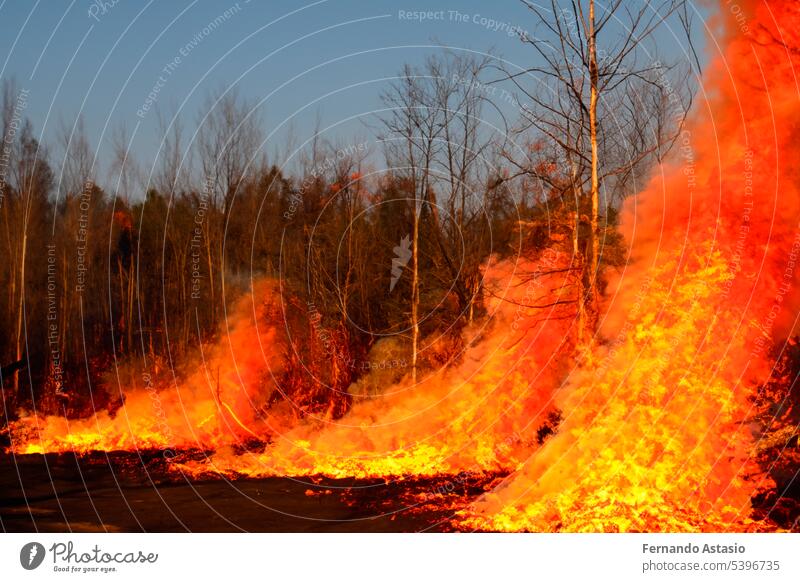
[0,74,527,422]
[1,31,687,423]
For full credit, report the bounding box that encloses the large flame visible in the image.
[6,0,799,533]
[460,0,800,531]
[10,280,291,454]
[177,256,574,479]
[9,256,573,480]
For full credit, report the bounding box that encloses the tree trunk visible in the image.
[573,210,585,345]
[587,0,601,335]
[14,227,27,396]
[128,256,135,354]
[411,201,420,383]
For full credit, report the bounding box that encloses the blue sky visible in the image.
[0,0,710,188]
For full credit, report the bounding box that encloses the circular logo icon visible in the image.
[19,542,46,570]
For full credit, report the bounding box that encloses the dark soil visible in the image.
[0,452,505,532]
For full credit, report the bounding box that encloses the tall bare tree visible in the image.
[56,115,94,200]
[379,63,445,383]
[196,88,263,326]
[155,108,191,198]
[379,53,510,379]
[10,121,53,394]
[427,53,497,324]
[109,122,139,206]
[507,0,695,339]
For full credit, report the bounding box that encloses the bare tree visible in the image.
[155,108,191,197]
[10,121,53,394]
[379,62,445,383]
[195,87,263,325]
[109,122,140,205]
[428,53,497,323]
[56,115,94,200]
[378,53,509,379]
[196,87,262,211]
[506,0,695,340]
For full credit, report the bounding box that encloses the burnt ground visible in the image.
[0,452,506,532]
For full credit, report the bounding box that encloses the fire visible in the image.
[9,256,572,481]
[5,0,800,533]
[9,280,292,454]
[176,256,574,479]
[461,247,759,531]
[460,0,800,531]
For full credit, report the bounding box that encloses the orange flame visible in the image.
[10,280,291,454]
[460,0,800,531]
[6,0,799,533]
[177,256,574,479]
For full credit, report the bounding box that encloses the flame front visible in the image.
[10,279,292,455]
[462,248,760,531]
[6,0,800,532]
[178,257,573,480]
[462,0,800,531]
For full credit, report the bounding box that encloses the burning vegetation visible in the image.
[2,0,800,532]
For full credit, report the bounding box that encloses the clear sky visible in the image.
[0,0,710,190]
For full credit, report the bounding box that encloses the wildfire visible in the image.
[9,254,573,482]
[460,0,800,531]
[5,0,800,533]
[461,246,760,532]
[177,256,574,480]
[10,280,292,455]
